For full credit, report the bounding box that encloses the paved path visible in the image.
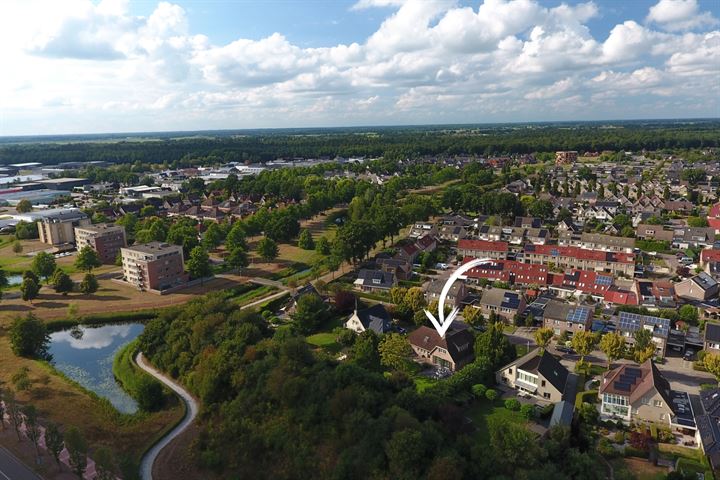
[240,290,289,311]
[248,277,288,290]
[136,353,198,480]
[0,447,40,480]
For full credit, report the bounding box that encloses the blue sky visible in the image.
[0,0,718,135]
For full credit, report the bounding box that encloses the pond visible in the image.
[47,323,145,414]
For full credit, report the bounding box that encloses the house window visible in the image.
[660,413,666,420]
[541,380,546,387]
[543,392,551,399]
[654,400,662,408]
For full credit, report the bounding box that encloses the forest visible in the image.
[137,293,604,480]
[0,120,718,166]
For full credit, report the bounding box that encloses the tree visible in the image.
[12,366,33,391]
[94,447,116,480]
[22,405,42,463]
[74,245,101,272]
[378,333,413,373]
[65,426,88,478]
[187,246,212,282]
[633,328,655,363]
[291,294,329,333]
[21,275,40,302]
[599,331,625,369]
[79,273,98,294]
[16,199,33,213]
[6,391,22,441]
[462,306,483,327]
[225,223,247,251]
[351,330,381,371]
[315,236,331,255]
[257,237,279,263]
[52,268,73,295]
[678,304,699,325]
[31,251,56,282]
[45,423,64,466]
[475,322,515,369]
[136,377,164,411]
[704,353,720,383]
[10,314,48,358]
[166,223,198,257]
[297,229,315,250]
[15,221,38,240]
[12,240,23,254]
[534,327,554,352]
[385,429,426,480]
[202,222,224,251]
[226,246,249,271]
[571,331,597,363]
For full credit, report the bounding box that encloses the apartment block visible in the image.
[121,242,188,291]
[74,224,127,264]
[26,208,91,246]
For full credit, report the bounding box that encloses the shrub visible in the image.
[504,398,521,411]
[520,404,534,419]
[613,431,625,444]
[471,384,487,398]
[650,424,658,440]
[624,446,648,459]
[539,403,554,419]
[485,389,497,401]
[597,438,618,458]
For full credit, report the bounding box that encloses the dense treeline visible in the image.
[138,293,604,480]
[2,121,718,166]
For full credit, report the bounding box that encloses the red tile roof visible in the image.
[603,287,638,305]
[710,203,720,218]
[701,249,720,264]
[524,244,634,264]
[458,239,509,253]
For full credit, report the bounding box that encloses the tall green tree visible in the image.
[297,229,314,250]
[94,447,116,480]
[475,322,515,369]
[571,331,597,364]
[31,251,56,282]
[187,246,212,283]
[226,246,249,271]
[10,314,48,358]
[22,405,42,463]
[75,245,102,272]
[52,268,74,295]
[202,222,225,251]
[16,199,33,213]
[65,427,88,478]
[291,294,329,333]
[378,333,413,373]
[257,238,279,263]
[599,331,625,369]
[20,275,40,302]
[633,329,655,363]
[45,423,64,466]
[534,327,554,352]
[80,273,99,294]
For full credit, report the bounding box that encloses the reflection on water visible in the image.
[48,323,144,414]
[6,274,22,286]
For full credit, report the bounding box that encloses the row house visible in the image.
[549,269,614,300]
[462,258,550,286]
[673,227,715,249]
[425,280,467,308]
[457,239,508,261]
[635,224,675,242]
[478,288,526,322]
[521,244,636,277]
[632,280,676,309]
[558,232,634,253]
[542,300,594,336]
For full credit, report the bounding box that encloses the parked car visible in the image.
[435,263,449,270]
[395,326,407,334]
[556,345,575,354]
[683,350,696,361]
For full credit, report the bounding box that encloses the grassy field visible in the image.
[610,457,666,480]
[306,332,342,354]
[467,400,527,445]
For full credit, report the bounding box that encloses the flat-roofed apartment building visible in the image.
[18,208,91,247]
[121,242,188,291]
[74,224,127,264]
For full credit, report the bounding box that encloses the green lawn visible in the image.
[467,401,527,445]
[306,332,342,354]
[414,377,438,393]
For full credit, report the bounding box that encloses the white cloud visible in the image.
[647,0,718,32]
[0,0,718,135]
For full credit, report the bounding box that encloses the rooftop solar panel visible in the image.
[614,382,631,392]
[596,275,612,286]
[625,367,642,377]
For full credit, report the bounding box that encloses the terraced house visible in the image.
[521,244,635,277]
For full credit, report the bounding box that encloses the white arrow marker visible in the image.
[424,257,493,338]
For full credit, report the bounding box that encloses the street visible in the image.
[0,447,40,480]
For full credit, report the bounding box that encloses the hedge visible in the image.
[575,390,598,408]
[46,310,158,331]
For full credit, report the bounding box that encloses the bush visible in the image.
[504,398,521,411]
[624,446,648,459]
[574,390,598,408]
[485,389,497,401]
[598,438,618,458]
[471,384,487,398]
[613,431,625,444]
[650,424,658,440]
[539,403,554,419]
[520,404,534,419]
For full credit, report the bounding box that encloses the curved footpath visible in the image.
[135,352,199,480]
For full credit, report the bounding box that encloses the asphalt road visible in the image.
[0,447,40,480]
[136,352,199,480]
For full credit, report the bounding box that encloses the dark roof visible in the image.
[408,325,474,365]
[549,401,574,428]
[356,269,395,289]
[353,304,392,334]
[518,351,569,393]
[707,323,720,343]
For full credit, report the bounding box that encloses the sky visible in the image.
[0,0,718,135]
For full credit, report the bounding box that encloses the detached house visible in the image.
[497,350,571,402]
[408,325,475,372]
[354,269,397,293]
[345,304,392,335]
[425,279,467,308]
[675,272,719,302]
[599,361,696,437]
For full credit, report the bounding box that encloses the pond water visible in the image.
[47,323,145,414]
[6,274,22,286]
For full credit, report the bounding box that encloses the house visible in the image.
[463,259,550,286]
[377,257,413,281]
[675,272,719,302]
[479,288,526,322]
[477,225,503,242]
[416,234,437,254]
[514,217,542,229]
[696,388,720,470]
[438,224,468,242]
[673,227,715,250]
[425,279,467,308]
[522,244,636,277]
[354,269,397,293]
[599,361,697,437]
[635,224,674,242]
[409,223,437,239]
[496,349,571,402]
[542,300,594,336]
[457,239,508,260]
[616,311,670,357]
[345,304,392,335]
[397,243,421,264]
[704,323,720,353]
[408,325,475,372]
[633,280,676,308]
